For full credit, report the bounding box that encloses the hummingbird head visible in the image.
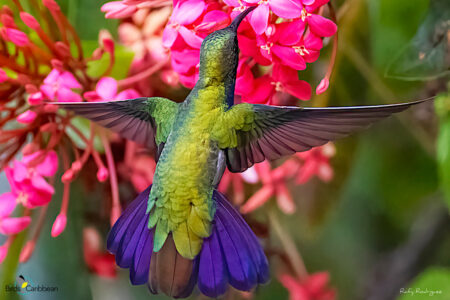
[198,6,255,85]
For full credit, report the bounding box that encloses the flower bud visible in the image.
[3,28,30,47]
[17,110,37,124]
[1,6,13,16]
[54,42,71,58]
[20,12,40,30]
[97,167,109,182]
[43,0,61,12]
[43,104,59,113]
[1,14,16,28]
[28,92,44,105]
[61,169,75,183]
[71,161,82,172]
[51,214,67,237]
[51,59,64,70]
[25,84,39,94]
[316,78,329,95]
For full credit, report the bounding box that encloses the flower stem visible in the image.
[268,208,308,279]
[100,132,121,225]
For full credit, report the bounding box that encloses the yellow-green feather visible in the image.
[148,83,229,259]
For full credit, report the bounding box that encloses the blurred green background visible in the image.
[0,0,449,299]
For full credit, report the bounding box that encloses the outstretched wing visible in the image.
[212,99,429,173]
[57,97,178,149]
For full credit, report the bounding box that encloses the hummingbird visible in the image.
[57,6,430,299]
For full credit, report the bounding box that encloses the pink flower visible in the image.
[243,64,311,104]
[279,272,336,300]
[83,77,140,102]
[241,160,299,214]
[3,151,58,209]
[23,150,59,177]
[17,110,37,124]
[162,0,206,49]
[246,0,302,34]
[296,143,335,184]
[101,1,137,19]
[118,7,171,61]
[40,69,82,102]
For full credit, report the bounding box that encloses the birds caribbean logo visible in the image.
[57,6,432,299]
[17,275,28,289]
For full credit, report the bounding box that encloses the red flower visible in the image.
[279,272,336,300]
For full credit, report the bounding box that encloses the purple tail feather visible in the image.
[107,186,269,298]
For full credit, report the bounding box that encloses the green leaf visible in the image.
[435,92,450,210]
[85,44,134,80]
[385,0,450,80]
[398,268,450,300]
[56,0,118,40]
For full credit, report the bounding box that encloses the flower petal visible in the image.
[250,4,269,35]
[283,79,311,100]
[272,45,306,70]
[0,216,31,235]
[178,26,203,49]
[162,27,178,48]
[116,89,140,101]
[0,193,17,218]
[56,87,82,102]
[269,0,302,19]
[275,20,305,45]
[40,84,56,100]
[241,75,274,104]
[36,150,59,177]
[307,14,337,37]
[17,110,37,124]
[96,77,118,100]
[176,0,206,25]
[60,71,82,89]
[31,175,55,195]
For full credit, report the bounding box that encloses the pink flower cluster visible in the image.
[0,151,57,254]
[104,0,337,104]
[219,143,335,214]
[0,1,141,265]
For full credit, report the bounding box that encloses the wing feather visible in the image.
[219,99,430,172]
[57,97,178,150]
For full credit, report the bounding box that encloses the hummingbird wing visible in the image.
[213,99,429,173]
[56,97,178,149]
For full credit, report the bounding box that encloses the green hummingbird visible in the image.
[58,6,430,299]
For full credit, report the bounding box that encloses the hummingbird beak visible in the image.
[229,6,256,32]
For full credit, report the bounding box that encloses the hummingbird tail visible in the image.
[196,190,270,297]
[107,186,269,298]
